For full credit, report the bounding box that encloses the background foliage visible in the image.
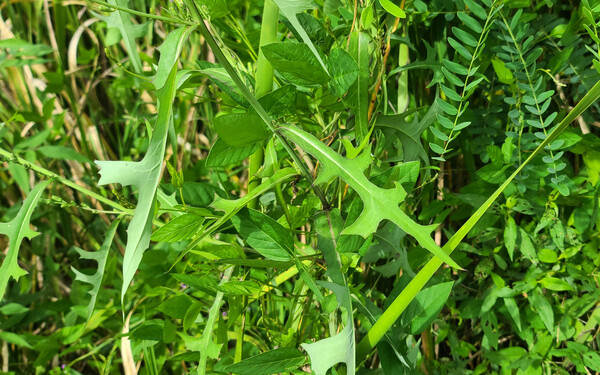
[0,0,599,374]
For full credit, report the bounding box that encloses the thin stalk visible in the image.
[183,0,330,209]
[355,79,600,364]
[247,0,279,210]
[89,0,195,26]
[198,266,234,375]
[0,147,131,214]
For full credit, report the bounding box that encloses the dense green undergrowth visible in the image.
[1,0,600,374]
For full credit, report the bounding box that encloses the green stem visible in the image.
[198,266,234,375]
[90,0,195,26]
[247,0,279,210]
[0,147,131,214]
[355,78,600,364]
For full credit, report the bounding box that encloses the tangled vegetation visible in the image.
[1,0,599,374]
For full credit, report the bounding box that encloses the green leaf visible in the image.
[503,297,522,332]
[457,12,483,33]
[95,27,194,303]
[156,294,195,320]
[360,6,374,28]
[223,348,306,375]
[403,281,454,334]
[301,282,355,375]
[272,0,329,74]
[71,219,120,324]
[504,216,517,261]
[0,180,50,300]
[213,112,269,146]
[215,280,261,296]
[151,214,204,242]
[376,105,440,163]
[540,277,573,291]
[452,26,478,47]
[262,42,329,85]
[231,208,293,261]
[206,139,260,167]
[436,98,458,116]
[378,0,406,18]
[538,248,558,263]
[491,58,514,84]
[529,288,554,334]
[464,0,487,19]
[346,31,371,142]
[200,0,229,18]
[0,331,32,349]
[279,124,460,269]
[327,48,359,97]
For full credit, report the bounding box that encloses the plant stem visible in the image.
[198,266,234,375]
[247,0,279,210]
[0,147,131,214]
[90,0,195,26]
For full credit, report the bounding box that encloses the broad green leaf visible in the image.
[261,42,329,85]
[491,58,514,84]
[215,258,293,268]
[0,180,50,300]
[151,214,204,242]
[213,112,269,146]
[223,347,306,375]
[378,0,406,18]
[327,48,359,97]
[156,294,195,320]
[504,215,517,261]
[95,27,194,303]
[231,208,293,261]
[540,277,574,291]
[279,124,460,268]
[529,288,554,334]
[404,282,454,334]
[206,139,260,167]
[215,280,261,296]
[503,297,522,332]
[71,219,120,324]
[346,32,371,142]
[93,0,150,73]
[0,331,32,349]
[272,0,329,74]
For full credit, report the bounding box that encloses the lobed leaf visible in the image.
[0,180,50,300]
[279,124,460,269]
[95,27,194,303]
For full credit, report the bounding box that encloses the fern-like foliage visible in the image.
[430,0,503,162]
[496,10,570,195]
